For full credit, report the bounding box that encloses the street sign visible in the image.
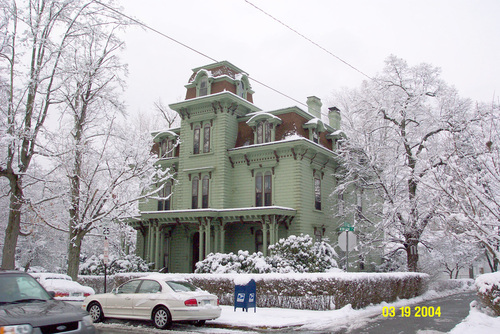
[338,231,357,252]
[339,222,354,232]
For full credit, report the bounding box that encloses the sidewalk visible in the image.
[210,289,486,332]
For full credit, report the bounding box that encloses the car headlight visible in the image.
[82,315,94,327]
[0,324,33,334]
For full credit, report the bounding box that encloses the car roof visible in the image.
[0,270,31,276]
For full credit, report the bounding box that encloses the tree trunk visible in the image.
[1,175,23,269]
[405,239,419,272]
[67,230,84,280]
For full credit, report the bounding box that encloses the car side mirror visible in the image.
[112,288,118,294]
[48,291,56,298]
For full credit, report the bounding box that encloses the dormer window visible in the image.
[312,129,319,144]
[198,75,208,96]
[247,112,282,145]
[256,121,272,144]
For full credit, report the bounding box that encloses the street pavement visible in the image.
[334,291,476,334]
[92,291,476,334]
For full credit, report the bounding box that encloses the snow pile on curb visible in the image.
[475,271,500,316]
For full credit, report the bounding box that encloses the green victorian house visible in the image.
[131,61,367,273]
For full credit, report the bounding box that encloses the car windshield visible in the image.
[166,281,199,292]
[0,275,52,305]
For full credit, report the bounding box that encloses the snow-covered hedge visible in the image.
[476,271,500,316]
[111,271,428,310]
[195,235,338,274]
[79,254,151,276]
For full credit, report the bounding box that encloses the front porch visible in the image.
[130,206,296,272]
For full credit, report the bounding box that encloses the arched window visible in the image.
[193,125,200,155]
[202,176,209,208]
[314,177,321,210]
[255,172,272,207]
[203,123,211,153]
[264,172,272,206]
[192,176,199,209]
[255,173,263,207]
[198,76,208,96]
[157,181,172,211]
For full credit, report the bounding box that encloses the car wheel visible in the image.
[194,320,206,327]
[152,306,172,329]
[88,302,104,323]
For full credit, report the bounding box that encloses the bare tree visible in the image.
[432,101,500,272]
[154,99,179,128]
[0,0,99,269]
[333,55,474,272]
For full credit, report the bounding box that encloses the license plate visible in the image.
[71,292,82,297]
[203,300,211,305]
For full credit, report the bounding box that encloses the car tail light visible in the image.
[55,292,69,297]
[217,299,220,306]
[184,299,198,307]
[83,293,91,297]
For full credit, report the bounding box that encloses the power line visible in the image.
[95,1,308,108]
[243,0,375,82]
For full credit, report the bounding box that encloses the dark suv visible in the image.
[0,270,96,333]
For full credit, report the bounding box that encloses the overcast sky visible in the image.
[118,0,500,120]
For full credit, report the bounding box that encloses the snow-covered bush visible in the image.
[195,234,338,274]
[195,251,271,274]
[476,271,500,316]
[79,254,151,275]
[268,235,338,273]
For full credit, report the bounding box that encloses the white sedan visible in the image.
[82,276,221,329]
[30,273,95,301]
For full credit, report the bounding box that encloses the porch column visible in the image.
[154,224,161,270]
[269,215,277,245]
[204,218,211,257]
[262,217,268,257]
[220,221,225,253]
[199,223,204,261]
[214,224,219,253]
[147,223,154,262]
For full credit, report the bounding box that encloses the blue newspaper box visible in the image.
[234,279,256,312]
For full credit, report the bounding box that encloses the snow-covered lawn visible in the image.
[212,288,498,333]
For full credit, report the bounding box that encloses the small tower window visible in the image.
[199,76,208,96]
[237,81,245,98]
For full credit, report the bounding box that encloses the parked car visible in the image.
[30,273,95,301]
[0,270,96,334]
[82,276,221,329]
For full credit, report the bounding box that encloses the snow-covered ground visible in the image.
[94,286,500,333]
[213,288,498,333]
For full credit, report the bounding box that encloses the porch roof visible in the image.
[132,206,296,225]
